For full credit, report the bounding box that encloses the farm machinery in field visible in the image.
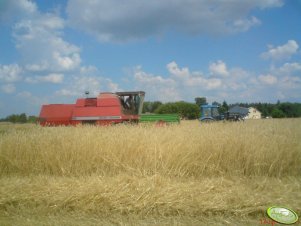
[199,104,245,122]
[39,91,179,126]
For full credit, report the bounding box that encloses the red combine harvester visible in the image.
[39,91,145,126]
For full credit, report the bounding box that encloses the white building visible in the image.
[246,107,261,119]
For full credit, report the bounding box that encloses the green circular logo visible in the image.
[267,206,299,224]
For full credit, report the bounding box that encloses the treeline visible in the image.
[143,100,301,119]
[143,101,199,119]
[0,113,38,123]
[229,102,301,118]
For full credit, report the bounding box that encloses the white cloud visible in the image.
[1,0,300,108]
[129,59,301,103]
[0,0,37,23]
[167,61,223,89]
[52,52,81,71]
[267,62,301,89]
[167,61,190,79]
[17,91,33,98]
[257,0,283,8]
[55,67,119,97]
[66,0,283,42]
[129,61,250,102]
[261,40,299,61]
[11,7,81,73]
[205,78,223,89]
[1,84,16,94]
[168,68,220,96]
[0,0,81,91]
[41,73,64,83]
[17,91,46,106]
[135,66,175,86]
[232,16,261,32]
[37,14,65,30]
[258,74,278,85]
[280,76,301,89]
[25,73,64,84]
[55,89,77,97]
[25,62,49,72]
[274,62,301,75]
[0,64,23,82]
[79,66,98,75]
[230,68,250,79]
[132,66,180,101]
[0,0,81,73]
[253,61,301,100]
[209,60,229,77]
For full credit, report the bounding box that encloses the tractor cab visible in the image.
[116,91,145,115]
[199,104,246,122]
[200,104,223,122]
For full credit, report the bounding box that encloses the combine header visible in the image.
[39,91,145,126]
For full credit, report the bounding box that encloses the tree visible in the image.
[222,101,228,111]
[152,101,163,113]
[28,115,38,123]
[195,97,207,107]
[155,102,200,119]
[19,113,27,123]
[142,102,152,113]
[7,114,18,123]
[2,113,38,123]
[212,101,221,106]
[142,101,162,113]
[219,100,229,114]
[271,108,285,118]
[279,103,300,118]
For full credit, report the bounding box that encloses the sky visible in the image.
[0,0,301,117]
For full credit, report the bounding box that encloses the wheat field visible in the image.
[0,119,300,225]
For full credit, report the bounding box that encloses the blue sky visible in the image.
[0,0,301,117]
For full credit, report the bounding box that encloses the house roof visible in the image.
[228,105,249,115]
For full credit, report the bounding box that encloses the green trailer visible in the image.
[139,114,180,124]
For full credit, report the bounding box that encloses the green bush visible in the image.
[155,102,200,119]
[271,108,285,118]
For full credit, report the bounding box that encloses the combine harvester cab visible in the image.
[39,91,145,126]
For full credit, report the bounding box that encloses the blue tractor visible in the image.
[199,104,244,122]
[199,104,223,122]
